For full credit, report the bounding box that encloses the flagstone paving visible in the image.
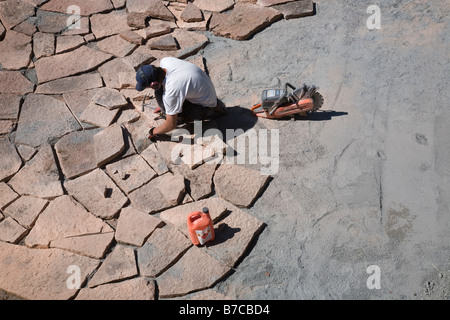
[0,0,316,300]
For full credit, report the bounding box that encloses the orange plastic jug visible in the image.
[187,207,215,246]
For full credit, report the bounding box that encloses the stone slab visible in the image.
[65,169,129,219]
[0,30,32,70]
[4,196,48,229]
[123,116,159,153]
[121,46,156,70]
[0,0,35,30]
[35,73,103,95]
[17,145,37,162]
[256,0,295,6]
[0,120,15,135]
[0,241,100,300]
[137,225,192,277]
[213,3,283,40]
[0,182,19,210]
[213,164,271,207]
[92,88,128,110]
[91,10,132,39]
[96,35,138,58]
[98,58,137,89]
[157,246,231,297]
[62,89,101,129]
[173,28,209,59]
[88,244,138,288]
[115,207,164,246]
[0,217,28,244]
[272,0,314,19]
[8,145,64,199]
[193,0,235,13]
[148,34,178,50]
[157,173,186,206]
[138,24,172,39]
[54,128,102,179]
[35,45,113,84]
[24,195,108,248]
[127,12,148,28]
[50,232,115,259]
[41,0,113,16]
[181,3,204,22]
[76,277,155,300]
[55,35,85,54]
[0,71,34,94]
[79,101,121,128]
[106,154,157,194]
[147,0,176,21]
[15,94,81,148]
[0,94,21,120]
[0,137,22,182]
[140,143,170,175]
[94,124,126,167]
[119,30,143,45]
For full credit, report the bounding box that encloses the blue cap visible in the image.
[136,65,157,91]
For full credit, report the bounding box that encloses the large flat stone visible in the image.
[41,0,113,15]
[213,164,271,207]
[272,0,314,19]
[35,9,85,34]
[0,182,19,210]
[213,3,282,40]
[181,3,204,22]
[35,73,103,95]
[137,225,192,277]
[157,246,231,297]
[50,232,115,259]
[91,87,128,110]
[115,207,164,246]
[146,0,176,21]
[15,94,81,148]
[96,35,138,58]
[0,242,100,300]
[193,0,235,12]
[4,196,48,229]
[121,46,156,70]
[65,169,128,219]
[0,217,27,243]
[0,30,32,70]
[76,277,156,300]
[8,145,64,199]
[173,28,209,59]
[88,244,138,288]
[157,173,186,206]
[91,10,132,39]
[172,161,217,200]
[159,197,228,235]
[123,116,159,153]
[79,101,121,128]
[62,89,100,129]
[137,24,172,40]
[94,124,126,167]
[35,45,112,84]
[148,34,178,50]
[98,58,136,89]
[55,35,85,54]
[0,137,22,182]
[0,73,31,96]
[105,154,157,194]
[54,129,102,179]
[140,143,169,175]
[0,95,21,120]
[0,0,35,30]
[206,204,264,267]
[24,195,108,248]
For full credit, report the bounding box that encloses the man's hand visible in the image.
[147,114,178,140]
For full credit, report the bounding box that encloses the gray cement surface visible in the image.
[202,0,450,299]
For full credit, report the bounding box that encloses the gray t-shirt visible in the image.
[160,57,217,116]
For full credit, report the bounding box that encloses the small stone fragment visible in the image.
[119,30,144,45]
[256,0,295,6]
[146,0,176,21]
[127,12,148,28]
[138,24,172,40]
[0,217,27,244]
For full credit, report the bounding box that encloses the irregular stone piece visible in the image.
[88,244,138,288]
[79,101,121,128]
[146,0,176,21]
[33,32,55,60]
[0,217,27,243]
[17,145,37,162]
[0,120,15,135]
[15,94,81,148]
[272,0,314,19]
[148,34,178,50]
[62,89,99,129]
[120,30,144,45]
[65,169,129,219]
[35,73,103,94]
[123,116,159,153]
[98,58,136,89]
[159,197,228,235]
[171,161,218,200]
[0,71,34,94]
[4,196,48,229]
[91,10,132,39]
[127,12,148,28]
[181,3,203,22]
[76,277,156,300]
[0,182,19,210]
[157,246,231,297]
[96,35,138,58]
[106,155,157,194]
[8,145,64,199]
[140,143,169,175]
[256,0,295,6]
[94,124,126,167]
[179,144,215,169]
[54,129,102,179]
[173,28,209,59]
[0,137,22,182]
[137,225,192,277]
[24,195,108,248]
[214,164,271,207]
[55,35,84,54]
[115,207,164,246]
[206,204,264,267]
[0,242,100,300]
[213,3,283,40]
[138,24,172,39]
[157,173,186,206]
[92,88,128,110]
[193,0,235,12]
[41,0,114,15]
[126,0,153,13]
[0,94,21,120]
[121,46,156,70]
[0,0,35,30]
[35,45,113,84]
[62,16,90,36]
[0,30,32,70]
[50,232,115,259]
[12,18,37,36]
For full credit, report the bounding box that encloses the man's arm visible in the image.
[149,114,178,138]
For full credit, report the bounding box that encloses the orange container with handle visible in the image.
[187,207,215,246]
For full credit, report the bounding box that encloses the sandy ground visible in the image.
[202,0,449,299]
